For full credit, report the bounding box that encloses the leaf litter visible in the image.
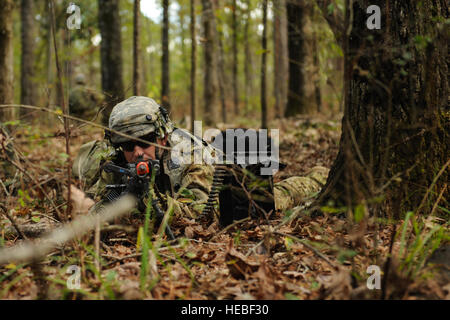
[0,117,448,300]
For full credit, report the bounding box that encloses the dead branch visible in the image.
[0,195,136,265]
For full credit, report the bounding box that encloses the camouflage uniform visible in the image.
[73,96,215,219]
[274,166,329,211]
[69,74,104,120]
[72,96,329,223]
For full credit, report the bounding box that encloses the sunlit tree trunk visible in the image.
[98,0,124,125]
[318,0,449,217]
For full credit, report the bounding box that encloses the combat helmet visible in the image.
[74,73,86,85]
[108,96,174,144]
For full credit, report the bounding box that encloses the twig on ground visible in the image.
[0,195,136,265]
[273,231,338,270]
[0,204,28,240]
[208,217,250,241]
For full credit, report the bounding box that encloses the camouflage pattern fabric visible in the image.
[273,166,329,211]
[108,96,174,144]
[69,85,104,120]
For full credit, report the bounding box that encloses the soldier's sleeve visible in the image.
[274,166,329,211]
[173,163,214,217]
[72,140,116,199]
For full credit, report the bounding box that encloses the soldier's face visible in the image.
[123,136,168,163]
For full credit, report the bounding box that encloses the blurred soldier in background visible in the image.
[69,74,104,120]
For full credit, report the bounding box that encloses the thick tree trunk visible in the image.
[260,0,268,129]
[201,0,218,125]
[161,0,170,111]
[318,0,449,217]
[190,0,196,132]
[0,0,14,121]
[232,0,239,116]
[133,0,141,96]
[273,0,288,118]
[285,0,306,117]
[20,0,36,113]
[98,0,124,125]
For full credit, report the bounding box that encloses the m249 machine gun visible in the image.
[102,158,175,239]
[202,129,285,227]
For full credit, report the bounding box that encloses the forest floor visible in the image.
[0,114,448,300]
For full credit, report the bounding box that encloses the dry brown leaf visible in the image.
[225,240,260,279]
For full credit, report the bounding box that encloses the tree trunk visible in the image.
[285,0,306,117]
[273,0,288,118]
[133,0,141,96]
[243,0,251,116]
[161,0,170,111]
[310,4,322,113]
[98,0,124,125]
[0,0,14,121]
[201,0,218,125]
[260,0,268,129]
[318,0,449,217]
[213,0,227,124]
[232,0,239,116]
[45,0,53,112]
[190,0,196,132]
[20,0,36,114]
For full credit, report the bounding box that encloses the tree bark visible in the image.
[213,0,227,124]
[133,0,141,96]
[243,0,251,115]
[232,0,239,116]
[273,0,288,118]
[201,0,218,125]
[260,0,268,129]
[318,0,449,217]
[161,0,170,111]
[20,0,36,113]
[0,0,14,121]
[98,0,124,125]
[190,0,196,132]
[310,4,322,113]
[285,0,306,117]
